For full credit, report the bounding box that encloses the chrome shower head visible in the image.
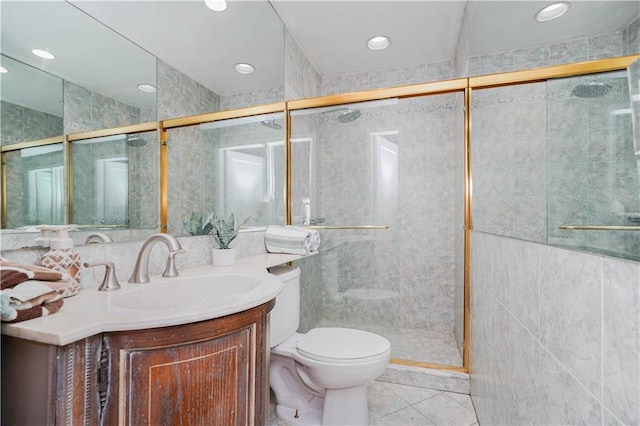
[261,119,282,130]
[126,135,147,147]
[572,81,611,98]
[337,109,361,123]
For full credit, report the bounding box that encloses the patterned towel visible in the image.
[1,281,64,322]
[0,260,67,290]
[0,260,67,323]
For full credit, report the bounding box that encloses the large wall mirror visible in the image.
[1,0,157,245]
[1,0,287,249]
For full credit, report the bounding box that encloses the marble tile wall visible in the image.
[0,230,269,290]
[284,29,321,100]
[159,59,221,234]
[64,82,141,134]
[471,82,548,243]
[296,94,460,363]
[469,231,639,425]
[0,101,63,145]
[320,60,453,97]
[126,130,158,230]
[469,10,640,78]
[624,15,640,56]
[220,85,284,111]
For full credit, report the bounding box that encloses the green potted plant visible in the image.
[210,213,250,266]
[182,212,213,236]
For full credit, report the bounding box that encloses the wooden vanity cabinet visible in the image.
[1,300,274,426]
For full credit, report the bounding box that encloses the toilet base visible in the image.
[321,385,369,425]
[275,404,322,425]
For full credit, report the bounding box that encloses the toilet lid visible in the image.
[297,328,390,363]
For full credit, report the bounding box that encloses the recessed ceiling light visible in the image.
[234,63,255,74]
[535,2,570,22]
[0,67,7,74]
[32,49,55,60]
[204,0,227,11]
[137,84,157,93]
[367,35,391,51]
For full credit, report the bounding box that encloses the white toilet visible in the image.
[269,266,391,426]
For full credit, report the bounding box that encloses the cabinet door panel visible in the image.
[121,327,254,426]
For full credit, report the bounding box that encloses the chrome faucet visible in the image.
[84,261,121,291]
[128,234,185,284]
[83,232,113,244]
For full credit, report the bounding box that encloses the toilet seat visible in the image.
[296,327,391,364]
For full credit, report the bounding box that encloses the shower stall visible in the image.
[472,68,639,262]
[289,92,466,367]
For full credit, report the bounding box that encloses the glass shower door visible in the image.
[290,93,464,366]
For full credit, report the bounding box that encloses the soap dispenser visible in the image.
[39,225,81,297]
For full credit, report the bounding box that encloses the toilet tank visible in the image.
[268,266,300,347]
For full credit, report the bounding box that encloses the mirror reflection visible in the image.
[3,144,65,228]
[71,130,158,230]
[0,55,63,145]
[167,112,285,235]
[1,0,157,241]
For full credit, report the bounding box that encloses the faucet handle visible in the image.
[163,249,186,278]
[84,261,121,291]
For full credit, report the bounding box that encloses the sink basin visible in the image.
[110,274,262,311]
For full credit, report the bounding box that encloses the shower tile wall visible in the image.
[220,85,284,110]
[320,61,453,96]
[293,94,460,364]
[469,22,639,77]
[0,101,63,145]
[471,82,548,243]
[470,231,639,425]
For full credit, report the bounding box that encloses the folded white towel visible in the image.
[264,226,321,255]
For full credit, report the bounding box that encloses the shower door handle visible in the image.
[559,225,640,231]
[301,225,389,230]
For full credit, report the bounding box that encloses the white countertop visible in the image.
[2,253,312,346]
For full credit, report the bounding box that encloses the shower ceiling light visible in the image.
[32,49,55,60]
[367,35,391,51]
[535,2,570,22]
[137,83,157,93]
[0,67,7,73]
[234,63,255,74]
[204,0,227,11]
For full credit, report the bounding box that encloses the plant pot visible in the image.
[212,248,236,266]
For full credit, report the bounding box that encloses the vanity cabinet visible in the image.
[1,300,274,425]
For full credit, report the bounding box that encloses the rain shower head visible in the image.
[572,81,611,98]
[321,107,362,123]
[261,119,282,130]
[337,109,361,123]
[126,135,147,147]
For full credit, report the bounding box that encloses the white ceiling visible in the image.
[2,0,639,116]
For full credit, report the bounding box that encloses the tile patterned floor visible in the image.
[269,380,478,426]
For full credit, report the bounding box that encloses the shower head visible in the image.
[337,109,361,123]
[126,135,147,147]
[572,81,611,98]
[261,119,282,130]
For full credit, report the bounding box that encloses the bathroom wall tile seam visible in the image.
[473,231,637,424]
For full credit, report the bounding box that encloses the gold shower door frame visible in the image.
[153,55,638,374]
